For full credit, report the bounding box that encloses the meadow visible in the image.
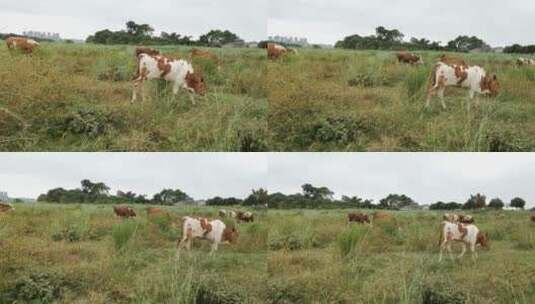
[0,42,267,151]
[267,49,535,151]
[0,203,268,303]
[267,209,535,304]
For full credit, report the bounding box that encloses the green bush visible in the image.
[2,272,66,303]
[336,226,369,257]
[422,286,466,304]
[112,220,138,251]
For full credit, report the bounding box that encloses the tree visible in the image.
[152,188,191,205]
[126,21,154,37]
[510,197,526,209]
[375,26,404,43]
[301,184,334,201]
[463,193,486,209]
[199,30,240,47]
[447,35,490,52]
[243,188,269,206]
[379,194,418,210]
[429,201,462,210]
[488,198,504,209]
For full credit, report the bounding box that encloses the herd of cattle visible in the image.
[2,202,535,259]
[4,36,535,108]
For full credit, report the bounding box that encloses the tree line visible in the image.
[85,21,243,47]
[335,26,534,54]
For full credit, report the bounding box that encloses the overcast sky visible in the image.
[268,0,535,46]
[0,0,267,41]
[0,153,533,207]
[0,153,267,200]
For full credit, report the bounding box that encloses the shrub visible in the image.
[422,286,466,304]
[112,220,138,251]
[266,280,306,304]
[2,272,67,303]
[336,226,369,257]
[312,116,371,145]
[195,279,249,304]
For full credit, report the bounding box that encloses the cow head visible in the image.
[185,71,207,95]
[476,231,489,248]
[222,226,239,244]
[129,208,137,217]
[481,74,499,97]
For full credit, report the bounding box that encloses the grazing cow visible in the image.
[145,207,171,218]
[229,210,237,218]
[517,57,535,66]
[236,211,254,223]
[427,62,499,109]
[443,213,474,224]
[134,47,160,58]
[347,212,370,224]
[218,209,228,217]
[439,54,467,67]
[267,43,296,60]
[372,211,392,222]
[131,54,206,104]
[6,37,39,54]
[0,203,14,213]
[396,52,424,65]
[177,216,239,254]
[113,205,136,218]
[438,221,488,261]
[190,48,221,69]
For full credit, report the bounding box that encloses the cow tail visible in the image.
[429,64,439,89]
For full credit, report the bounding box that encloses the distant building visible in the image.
[0,191,8,202]
[268,35,309,47]
[23,31,61,41]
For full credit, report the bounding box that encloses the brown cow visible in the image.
[348,212,370,224]
[396,52,423,65]
[372,211,392,222]
[145,207,173,218]
[6,37,39,54]
[236,211,254,223]
[190,48,221,69]
[135,47,160,58]
[0,203,14,213]
[267,43,297,60]
[113,205,136,218]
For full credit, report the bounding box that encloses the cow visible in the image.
[372,211,393,222]
[113,205,136,218]
[236,211,254,223]
[438,221,488,262]
[267,43,296,60]
[177,216,239,255]
[0,203,14,213]
[190,48,221,70]
[396,52,424,65]
[131,54,206,104]
[426,62,499,109]
[443,213,474,224]
[6,37,39,54]
[229,210,237,218]
[145,207,172,218]
[218,209,228,217]
[347,212,370,224]
[517,57,535,66]
[439,54,467,67]
[134,47,160,58]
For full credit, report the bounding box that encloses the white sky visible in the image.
[0,153,533,207]
[268,0,535,46]
[0,0,267,41]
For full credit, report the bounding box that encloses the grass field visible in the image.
[0,204,268,303]
[267,49,535,151]
[2,205,534,303]
[267,209,535,304]
[0,43,267,151]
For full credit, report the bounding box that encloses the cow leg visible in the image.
[458,243,467,258]
[209,242,219,255]
[132,79,144,103]
[438,88,447,109]
[446,242,454,261]
[438,240,447,262]
[470,243,478,261]
[426,87,436,108]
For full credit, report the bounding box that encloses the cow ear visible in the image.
[493,74,497,81]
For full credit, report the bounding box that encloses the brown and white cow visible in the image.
[0,203,14,213]
[267,43,297,60]
[131,54,206,104]
[134,47,160,58]
[443,213,474,224]
[113,205,136,218]
[347,212,370,224]
[438,221,488,262]
[6,37,39,54]
[396,52,424,65]
[177,216,239,255]
[427,62,499,109]
[517,57,535,66]
[439,54,467,67]
[190,48,221,70]
[236,211,254,223]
